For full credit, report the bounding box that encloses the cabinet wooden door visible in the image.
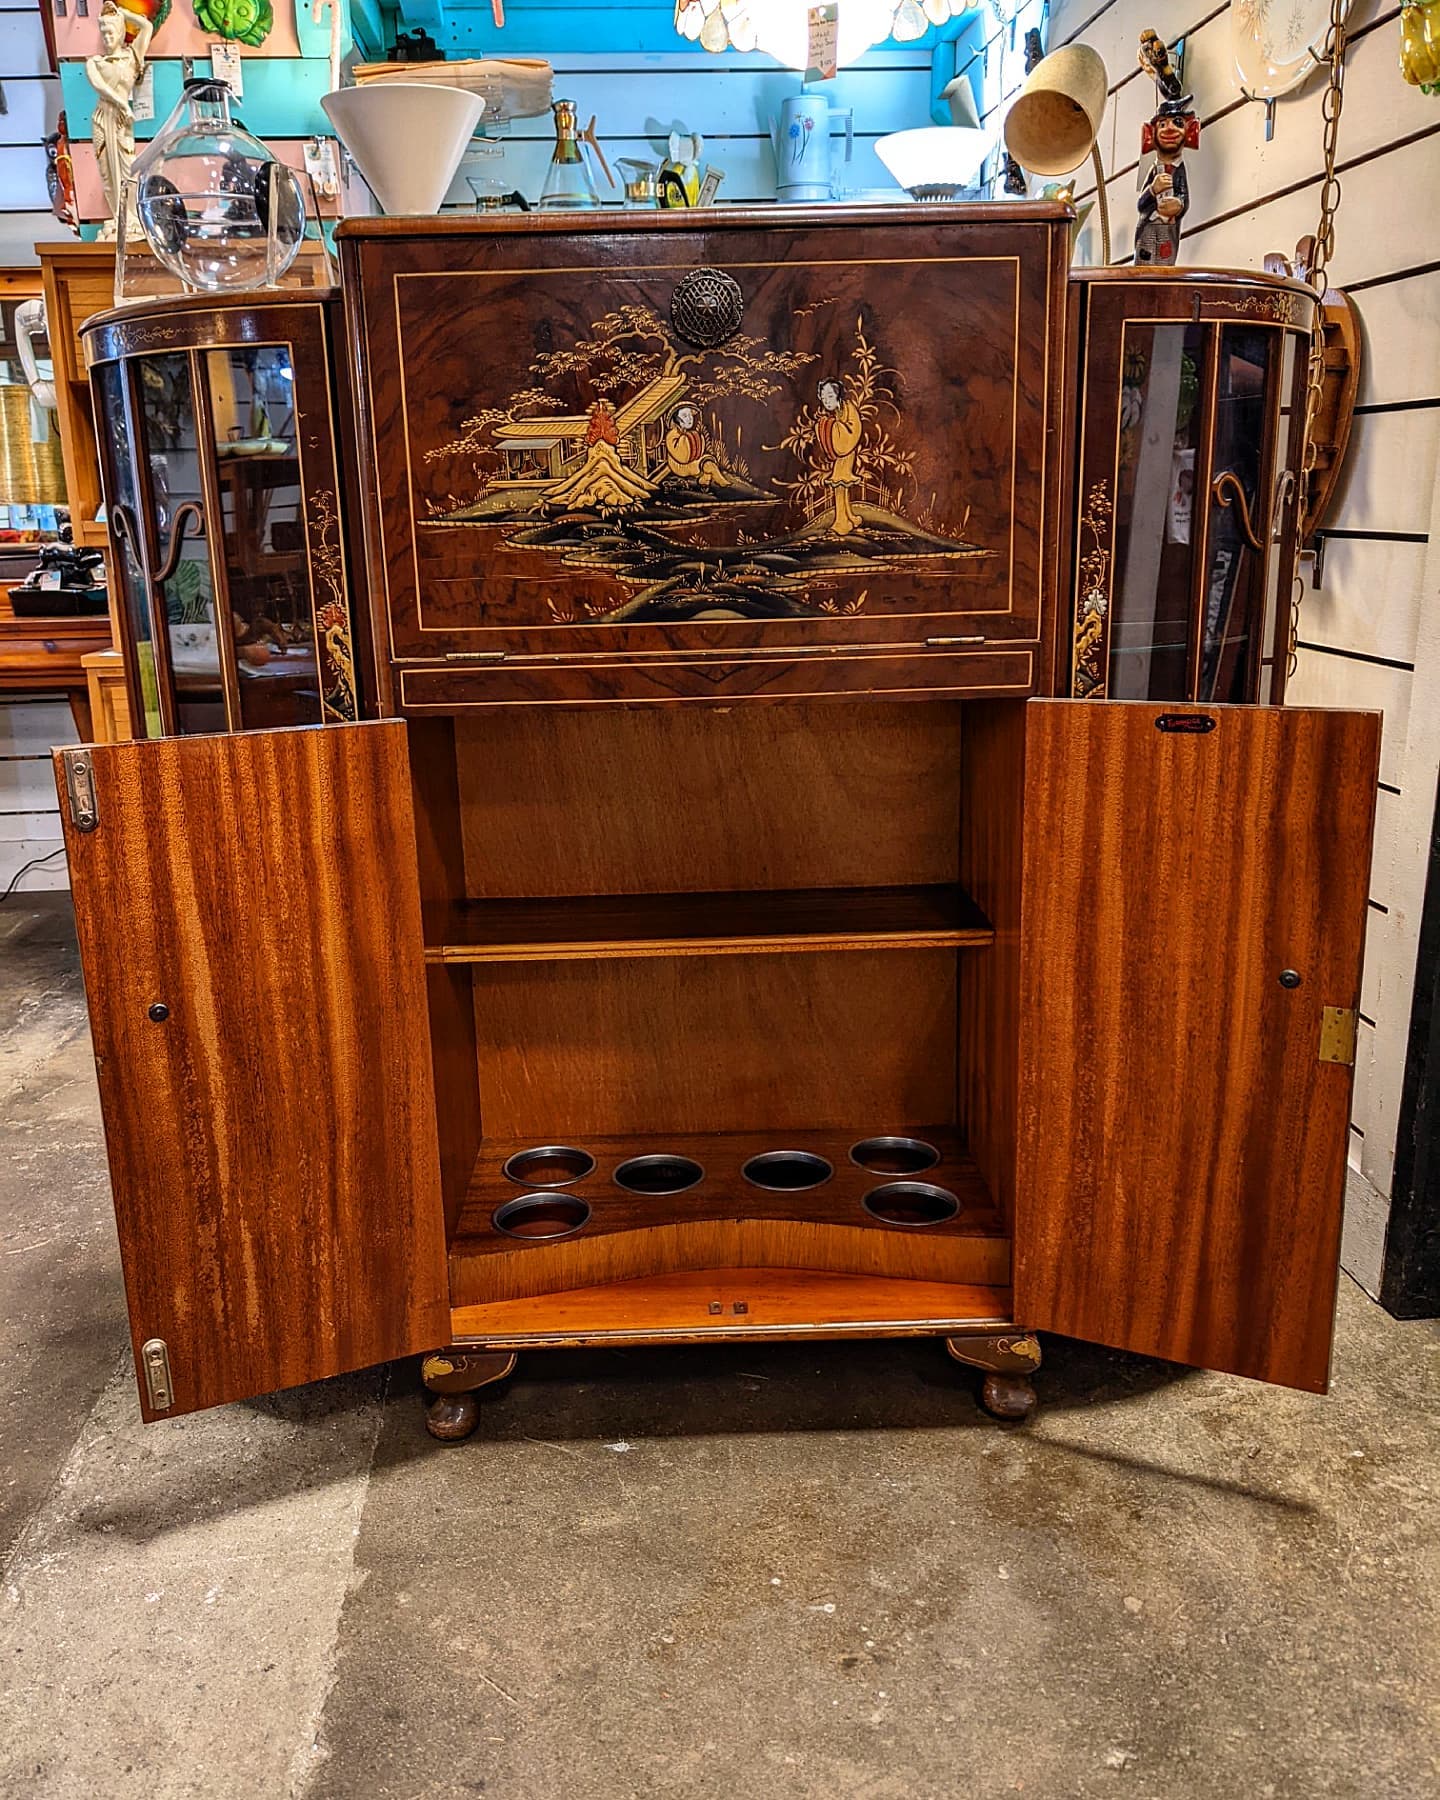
[1016,700,1379,1391]
[56,721,449,1419]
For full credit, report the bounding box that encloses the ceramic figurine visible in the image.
[1135,93,1199,266]
[85,2,155,238]
[43,113,79,231]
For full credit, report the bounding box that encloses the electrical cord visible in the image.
[0,845,67,902]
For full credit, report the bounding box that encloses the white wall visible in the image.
[0,1,70,264]
[1045,0,1440,1292]
[0,699,68,893]
[439,43,941,208]
[2,6,70,886]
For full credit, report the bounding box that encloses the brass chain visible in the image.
[1287,0,1350,675]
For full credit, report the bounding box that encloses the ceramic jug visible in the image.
[771,91,853,203]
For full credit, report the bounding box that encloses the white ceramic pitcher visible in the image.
[771,91,854,203]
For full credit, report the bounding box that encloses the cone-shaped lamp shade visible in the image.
[1003,44,1108,176]
[322,83,485,215]
[876,128,991,198]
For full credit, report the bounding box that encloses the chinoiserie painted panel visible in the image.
[342,207,1069,676]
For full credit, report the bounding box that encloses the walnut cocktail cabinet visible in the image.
[58,208,1379,1440]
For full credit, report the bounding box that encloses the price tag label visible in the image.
[806,5,838,84]
[132,65,155,123]
[212,41,244,99]
[39,569,62,591]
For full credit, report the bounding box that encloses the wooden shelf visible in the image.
[448,1125,1010,1306]
[424,883,993,965]
[450,1270,1014,1348]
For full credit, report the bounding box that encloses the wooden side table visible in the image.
[0,588,112,742]
[82,647,131,742]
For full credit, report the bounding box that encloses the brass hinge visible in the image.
[1319,1006,1357,1066]
[443,652,508,665]
[140,1337,174,1411]
[61,748,99,833]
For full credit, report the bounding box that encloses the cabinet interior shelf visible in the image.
[424,883,994,965]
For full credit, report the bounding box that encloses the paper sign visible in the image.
[211,42,244,99]
[132,65,155,123]
[806,5,838,84]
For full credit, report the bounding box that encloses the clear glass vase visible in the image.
[133,79,306,291]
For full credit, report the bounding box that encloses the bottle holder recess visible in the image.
[492,1192,592,1239]
[741,1150,833,1191]
[502,1145,596,1186]
[488,1137,965,1246]
[613,1154,705,1195]
[850,1136,940,1175]
[862,1182,960,1227]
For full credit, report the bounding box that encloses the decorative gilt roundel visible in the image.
[669,268,745,350]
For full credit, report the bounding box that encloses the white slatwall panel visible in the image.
[2,8,70,885]
[0,701,68,894]
[0,2,70,265]
[1048,0,1440,1293]
[440,46,939,207]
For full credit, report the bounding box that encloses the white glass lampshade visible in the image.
[875,127,991,197]
[675,1,967,68]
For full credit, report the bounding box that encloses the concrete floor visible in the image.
[0,898,1436,1800]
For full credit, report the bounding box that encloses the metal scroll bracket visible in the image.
[155,500,205,583]
[1211,471,1264,552]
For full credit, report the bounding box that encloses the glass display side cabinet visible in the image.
[82,291,362,738]
[1065,267,1313,705]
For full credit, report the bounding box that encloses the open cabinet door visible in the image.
[56,722,449,1419]
[1015,701,1379,1391]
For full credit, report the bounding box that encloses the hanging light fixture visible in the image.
[674,2,968,69]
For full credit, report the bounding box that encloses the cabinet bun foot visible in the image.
[979,1371,1036,1420]
[426,1391,481,1440]
[421,1349,517,1442]
[944,1331,1041,1422]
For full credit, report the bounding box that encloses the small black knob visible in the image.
[148,1002,170,1022]
[1279,970,1302,990]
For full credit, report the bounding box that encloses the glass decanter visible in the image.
[538,99,601,211]
[132,79,306,291]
